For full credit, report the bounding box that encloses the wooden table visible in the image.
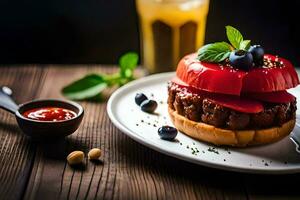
[0,66,300,200]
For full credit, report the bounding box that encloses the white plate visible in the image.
[107,72,300,174]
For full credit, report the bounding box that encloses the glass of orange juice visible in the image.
[136,0,210,73]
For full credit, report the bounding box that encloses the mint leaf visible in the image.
[226,26,243,49]
[119,52,139,78]
[62,74,107,100]
[239,40,251,50]
[197,42,232,62]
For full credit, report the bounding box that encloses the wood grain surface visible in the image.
[0,66,300,200]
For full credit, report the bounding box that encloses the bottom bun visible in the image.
[168,107,295,147]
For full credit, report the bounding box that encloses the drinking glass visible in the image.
[136,0,210,73]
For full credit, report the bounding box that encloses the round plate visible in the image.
[107,72,300,174]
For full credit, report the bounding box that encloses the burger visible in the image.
[168,26,299,147]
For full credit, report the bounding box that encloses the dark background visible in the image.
[0,0,299,65]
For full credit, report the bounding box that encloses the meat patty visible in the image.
[168,82,296,130]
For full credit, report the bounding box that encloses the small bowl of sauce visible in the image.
[0,87,84,140]
[15,99,84,139]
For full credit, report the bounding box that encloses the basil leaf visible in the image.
[62,74,107,100]
[197,42,232,62]
[226,26,243,49]
[239,40,251,50]
[119,52,139,78]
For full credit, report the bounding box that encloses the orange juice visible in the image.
[136,0,210,73]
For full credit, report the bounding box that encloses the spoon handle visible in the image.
[0,86,18,114]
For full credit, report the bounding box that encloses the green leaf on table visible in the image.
[61,51,139,102]
[197,42,232,62]
[119,52,139,78]
[62,74,107,100]
[239,40,251,50]
[226,25,243,49]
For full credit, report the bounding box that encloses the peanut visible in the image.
[88,148,102,160]
[67,151,84,165]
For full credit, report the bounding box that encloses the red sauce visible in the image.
[23,107,77,122]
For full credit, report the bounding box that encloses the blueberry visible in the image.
[140,100,157,113]
[135,93,148,106]
[158,126,178,140]
[229,50,253,70]
[249,45,264,66]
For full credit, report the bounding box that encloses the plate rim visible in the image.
[107,72,300,174]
